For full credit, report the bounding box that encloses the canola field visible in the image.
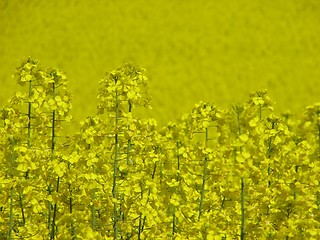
[0,58,319,239]
[1,1,320,239]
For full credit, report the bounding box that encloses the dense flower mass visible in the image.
[0,58,320,239]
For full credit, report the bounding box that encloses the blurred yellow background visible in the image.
[0,0,319,129]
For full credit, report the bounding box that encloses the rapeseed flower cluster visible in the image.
[0,58,319,239]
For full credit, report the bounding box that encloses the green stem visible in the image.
[26,79,32,179]
[91,169,96,231]
[267,139,272,188]
[48,185,52,232]
[267,121,275,188]
[241,177,245,240]
[172,207,176,237]
[50,82,58,240]
[113,81,119,240]
[127,102,132,164]
[27,79,32,148]
[199,128,209,220]
[160,161,163,185]
[294,166,298,200]
[9,144,15,240]
[19,194,26,225]
[141,162,157,232]
[220,196,226,210]
[138,213,142,240]
[51,177,60,240]
[137,182,144,238]
[16,78,33,229]
[87,143,96,231]
[9,187,14,240]
[8,137,15,240]
[198,156,207,220]
[69,182,76,239]
[51,84,56,161]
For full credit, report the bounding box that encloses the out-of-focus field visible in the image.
[0,0,319,130]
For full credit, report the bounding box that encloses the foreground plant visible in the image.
[0,58,319,240]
